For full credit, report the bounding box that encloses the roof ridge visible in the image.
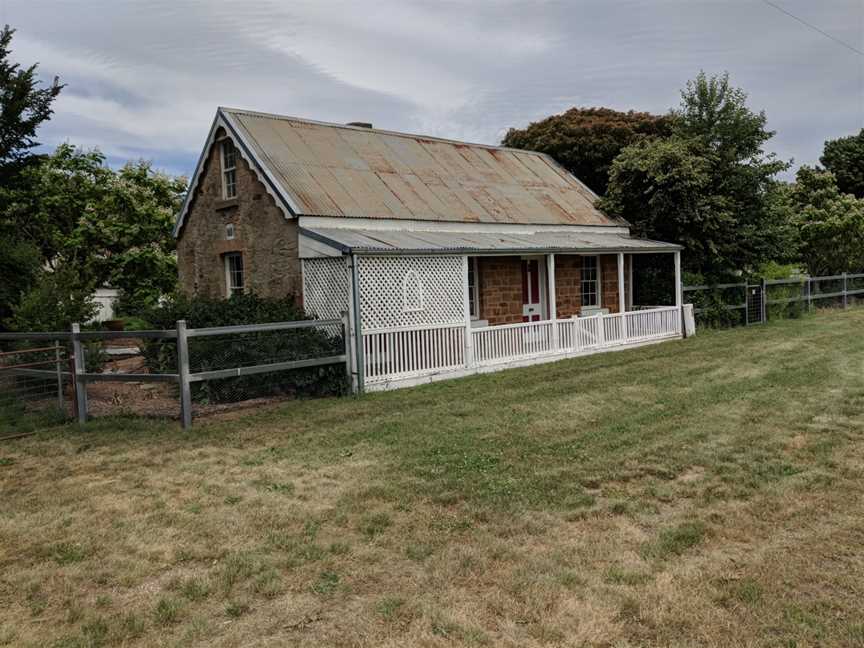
[217,106,544,156]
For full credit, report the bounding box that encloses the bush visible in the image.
[691,290,743,328]
[5,267,98,332]
[141,294,347,403]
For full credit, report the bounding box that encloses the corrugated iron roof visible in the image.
[222,107,619,227]
[301,227,682,256]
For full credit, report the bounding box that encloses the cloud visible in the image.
[3,0,862,179]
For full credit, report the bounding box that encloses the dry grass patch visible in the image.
[1,310,863,646]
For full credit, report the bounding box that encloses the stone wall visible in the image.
[477,256,524,325]
[554,255,582,318]
[176,129,302,302]
[474,254,632,324]
[599,254,630,314]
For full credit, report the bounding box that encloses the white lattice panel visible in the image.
[302,257,349,320]
[357,256,464,331]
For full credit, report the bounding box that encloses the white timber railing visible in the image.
[361,306,681,388]
[362,323,465,383]
[473,319,555,365]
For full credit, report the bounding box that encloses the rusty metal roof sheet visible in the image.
[222,107,618,227]
[301,227,682,256]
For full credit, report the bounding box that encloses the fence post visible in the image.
[340,311,354,394]
[760,278,767,323]
[176,320,192,429]
[547,253,559,352]
[744,285,749,326]
[596,313,606,347]
[843,272,848,309]
[806,277,812,312]
[71,323,87,424]
[54,339,63,411]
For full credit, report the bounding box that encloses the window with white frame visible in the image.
[221,140,237,198]
[467,257,480,319]
[402,269,424,312]
[224,252,245,297]
[580,255,599,307]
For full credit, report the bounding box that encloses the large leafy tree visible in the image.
[501,107,672,195]
[600,72,793,278]
[4,144,187,322]
[788,166,864,275]
[820,129,864,199]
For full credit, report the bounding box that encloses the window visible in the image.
[224,252,245,297]
[225,223,236,240]
[580,255,599,307]
[402,269,424,312]
[221,140,237,198]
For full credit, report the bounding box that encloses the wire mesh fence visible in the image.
[683,283,748,328]
[685,272,864,328]
[186,321,347,409]
[0,343,72,436]
[0,316,350,432]
[85,334,181,420]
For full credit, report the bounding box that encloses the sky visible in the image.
[3,0,862,182]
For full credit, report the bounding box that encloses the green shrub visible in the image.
[5,267,97,333]
[141,292,307,329]
[689,288,744,328]
[141,293,347,403]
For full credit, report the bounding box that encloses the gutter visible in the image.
[299,227,682,256]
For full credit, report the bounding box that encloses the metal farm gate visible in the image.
[745,283,765,325]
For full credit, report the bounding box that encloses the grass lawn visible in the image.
[2,310,864,647]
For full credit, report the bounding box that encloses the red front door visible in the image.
[521,259,542,322]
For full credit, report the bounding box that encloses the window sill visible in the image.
[215,197,239,211]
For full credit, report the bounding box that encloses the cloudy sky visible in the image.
[3,0,862,181]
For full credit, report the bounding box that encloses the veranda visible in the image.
[302,248,683,391]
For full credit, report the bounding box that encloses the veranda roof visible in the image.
[300,227,682,256]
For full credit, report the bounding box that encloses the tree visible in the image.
[0,25,62,175]
[820,129,864,199]
[3,144,186,323]
[0,237,41,325]
[789,166,864,275]
[501,107,672,195]
[599,72,793,278]
[0,24,62,327]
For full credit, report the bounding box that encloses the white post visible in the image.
[617,252,626,314]
[462,256,474,369]
[628,254,634,310]
[350,255,365,393]
[617,252,627,342]
[345,257,360,394]
[674,251,683,335]
[546,253,559,352]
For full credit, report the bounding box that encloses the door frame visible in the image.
[520,255,548,321]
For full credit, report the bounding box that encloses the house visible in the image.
[175,108,683,391]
